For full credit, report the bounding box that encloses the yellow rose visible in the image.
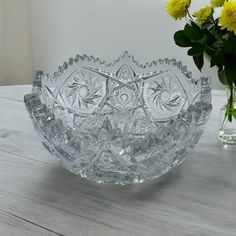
[193,6,214,23]
[210,0,225,8]
[219,1,236,35]
[166,0,191,20]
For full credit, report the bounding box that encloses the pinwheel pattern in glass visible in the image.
[24,52,212,184]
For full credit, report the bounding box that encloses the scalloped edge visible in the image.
[33,51,195,84]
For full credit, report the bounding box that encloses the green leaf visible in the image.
[223,37,236,54]
[225,69,235,87]
[210,53,225,67]
[184,23,204,42]
[218,70,228,86]
[188,44,204,56]
[224,58,236,87]
[193,53,204,71]
[174,30,192,47]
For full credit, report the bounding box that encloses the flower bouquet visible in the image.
[166,0,236,127]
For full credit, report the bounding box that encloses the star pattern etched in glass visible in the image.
[24,52,212,184]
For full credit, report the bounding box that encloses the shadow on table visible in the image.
[34,162,184,206]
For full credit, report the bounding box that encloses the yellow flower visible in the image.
[219,1,236,35]
[166,0,191,20]
[210,0,225,8]
[193,6,214,23]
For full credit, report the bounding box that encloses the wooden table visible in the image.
[0,85,235,236]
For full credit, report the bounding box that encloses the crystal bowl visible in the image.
[24,52,212,185]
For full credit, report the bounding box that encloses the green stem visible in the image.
[226,85,234,122]
[187,10,193,21]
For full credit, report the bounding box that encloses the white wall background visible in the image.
[30,0,223,89]
[0,0,224,88]
[0,1,4,83]
[0,0,33,85]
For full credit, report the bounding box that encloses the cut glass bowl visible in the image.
[24,52,212,185]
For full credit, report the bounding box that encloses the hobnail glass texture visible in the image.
[24,52,212,184]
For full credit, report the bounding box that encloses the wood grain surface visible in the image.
[0,85,235,236]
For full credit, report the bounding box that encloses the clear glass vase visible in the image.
[219,87,236,144]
